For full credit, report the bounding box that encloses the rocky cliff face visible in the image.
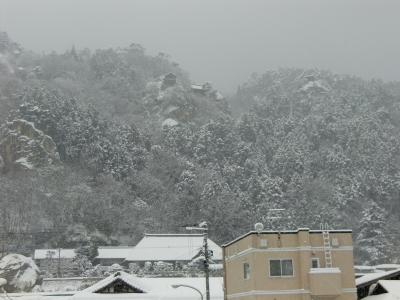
[0,119,60,172]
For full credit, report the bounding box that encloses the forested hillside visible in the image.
[1,32,399,265]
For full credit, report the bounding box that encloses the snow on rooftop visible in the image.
[309,267,341,274]
[363,281,400,300]
[96,246,135,260]
[73,272,223,300]
[356,268,400,286]
[355,266,377,271]
[378,280,400,296]
[365,293,398,300]
[375,264,400,270]
[34,249,76,260]
[125,234,222,262]
[78,272,150,294]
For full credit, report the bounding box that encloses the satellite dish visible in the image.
[0,278,7,287]
[254,223,264,233]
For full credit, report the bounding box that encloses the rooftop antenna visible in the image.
[185,222,210,300]
[254,223,264,234]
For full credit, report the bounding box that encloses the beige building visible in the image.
[222,228,357,300]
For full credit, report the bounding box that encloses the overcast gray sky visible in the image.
[1,0,399,93]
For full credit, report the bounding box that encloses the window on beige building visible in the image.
[269,259,293,277]
[311,257,320,268]
[244,262,250,279]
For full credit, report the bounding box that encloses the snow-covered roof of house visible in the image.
[365,292,397,300]
[125,234,222,262]
[73,271,223,300]
[378,280,400,296]
[34,249,76,260]
[355,266,378,271]
[375,264,400,270]
[78,271,150,294]
[96,246,135,260]
[363,280,400,300]
[356,268,400,288]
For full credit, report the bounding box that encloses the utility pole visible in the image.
[203,224,210,300]
[57,247,61,278]
[186,221,210,300]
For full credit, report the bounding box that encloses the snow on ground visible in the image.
[6,293,72,300]
[8,276,223,300]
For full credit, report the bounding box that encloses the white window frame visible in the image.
[269,259,294,278]
[311,257,320,268]
[243,262,251,280]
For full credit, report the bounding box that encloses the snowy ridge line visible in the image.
[225,246,354,261]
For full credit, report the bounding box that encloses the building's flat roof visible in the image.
[222,229,353,247]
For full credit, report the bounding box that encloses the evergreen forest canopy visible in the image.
[1,32,399,265]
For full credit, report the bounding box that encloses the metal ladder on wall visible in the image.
[321,223,333,268]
